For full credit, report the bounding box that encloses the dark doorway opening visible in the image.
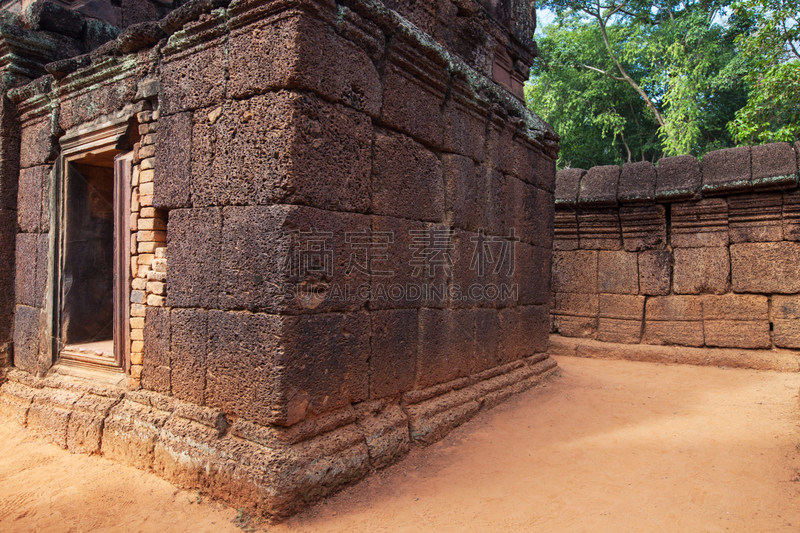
[58,151,131,371]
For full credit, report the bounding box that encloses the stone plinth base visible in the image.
[550,334,799,372]
[0,354,557,519]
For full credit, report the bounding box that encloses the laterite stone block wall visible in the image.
[552,142,800,356]
[0,0,560,519]
[150,0,558,438]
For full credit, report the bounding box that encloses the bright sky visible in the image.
[536,8,556,36]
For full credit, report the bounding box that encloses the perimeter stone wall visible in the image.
[551,142,800,365]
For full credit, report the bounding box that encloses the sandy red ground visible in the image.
[0,355,798,532]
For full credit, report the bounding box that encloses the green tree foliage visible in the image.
[528,0,748,168]
[727,0,800,144]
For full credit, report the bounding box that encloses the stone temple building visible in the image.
[0,0,559,518]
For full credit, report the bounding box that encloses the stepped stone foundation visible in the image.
[552,144,800,370]
[0,0,559,519]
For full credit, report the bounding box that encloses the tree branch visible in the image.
[595,16,666,128]
[582,64,626,81]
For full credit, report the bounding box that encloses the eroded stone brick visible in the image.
[370,309,417,399]
[673,247,730,295]
[372,129,443,222]
[731,242,800,294]
[228,14,381,117]
[192,92,372,213]
[167,208,221,308]
[597,251,638,295]
[552,250,597,294]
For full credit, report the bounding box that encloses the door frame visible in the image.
[46,108,137,373]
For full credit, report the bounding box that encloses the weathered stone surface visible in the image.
[642,321,704,347]
[0,381,36,426]
[578,165,619,208]
[553,292,598,317]
[701,146,751,195]
[513,140,555,193]
[442,153,484,233]
[642,295,704,346]
[498,305,549,362]
[170,308,207,405]
[442,78,487,162]
[159,0,229,34]
[354,402,410,469]
[655,155,701,202]
[473,308,501,373]
[552,315,596,338]
[192,92,372,213]
[13,305,40,374]
[557,334,796,371]
[204,310,280,426]
[118,22,165,54]
[515,243,551,306]
[219,205,370,314]
[167,208,221,308]
[506,176,553,249]
[638,250,670,296]
[20,117,56,169]
[0,211,14,340]
[404,386,480,445]
[276,312,371,424]
[597,251,638,295]
[379,40,447,149]
[448,226,506,310]
[372,129,443,222]
[15,233,38,308]
[67,394,119,455]
[416,308,476,388]
[485,117,515,176]
[102,397,172,470]
[28,0,86,38]
[154,112,192,209]
[577,208,621,250]
[728,193,782,242]
[17,166,48,233]
[369,309,417,399]
[228,14,381,117]
[142,307,170,394]
[485,168,508,236]
[597,318,642,344]
[599,294,645,320]
[27,388,82,448]
[121,0,157,27]
[620,204,666,251]
[552,250,597,294]
[773,320,800,349]
[59,75,137,132]
[161,37,227,115]
[618,161,656,205]
[671,199,728,248]
[646,296,703,321]
[673,247,730,295]
[34,234,47,310]
[772,295,800,320]
[369,215,428,310]
[783,189,800,240]
[702,294,768,321]
[731,242,800,294]
[555,168,584,207]
[704,321,770,349]
[554,209,579,251]
[0,138,20,210]
[207,309,371,428]
[751,142,798,191]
